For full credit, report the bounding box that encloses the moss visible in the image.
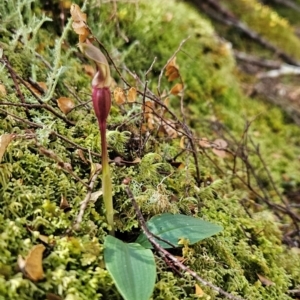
[221,0,300,59]
[0,0,300,299]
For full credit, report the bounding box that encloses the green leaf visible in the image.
[135,213,223,249]
[104,236,156,300]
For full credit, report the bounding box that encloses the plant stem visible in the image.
[100,121,114,235]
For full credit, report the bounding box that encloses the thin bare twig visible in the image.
[2,54,32,120]
[139,81,148,156]
[145,57,157,77]
[72,164,102,231]
[0,108,102,159]
[38,145,89,189]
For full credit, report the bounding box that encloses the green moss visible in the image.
[0,0,300,299]
[222,0,300,59]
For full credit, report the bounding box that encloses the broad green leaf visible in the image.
[135,213,223,249]
[104,236,156,300]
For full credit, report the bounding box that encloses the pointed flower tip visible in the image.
[79,42,111,88]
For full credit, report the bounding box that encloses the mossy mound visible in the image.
[0,0,299,299]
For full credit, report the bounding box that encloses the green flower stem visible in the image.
[100,121,114,235]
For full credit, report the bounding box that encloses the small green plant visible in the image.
[104,213,223,300]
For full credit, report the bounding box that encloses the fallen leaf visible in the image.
[0,134,14,162]
[113,87,126,105]
[199,138,211,148]
[75,149,88,164]
[132,157,141,164]
[0,84,7,96]
[179,136,186,149]
[127,87,137,102]
[46,293,63,300]
[90,190,103,202]
[38,234,49,245]
[24,81,47,96]
[257,273,275,286]
[166,57,179,71]
[213,138,228,149]
[166,66,179,81]
[174,255,186,263]
[60,195,71,212]
[170,83,183,95]
[167,69,180,81]
[18,244,46,281]
[212,148,227,158]
[160,119,178,138]
[57,97,75,115]
[195,284,204,297]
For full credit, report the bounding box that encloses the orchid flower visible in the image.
[80,42,114,235]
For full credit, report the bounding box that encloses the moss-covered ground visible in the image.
[0,0,299,299]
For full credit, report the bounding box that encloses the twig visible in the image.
[257,64,300,78]
[145,57,157,77]
[38,145,89,189]
[193,0,300,66]
[2,54,32,120]
[139,81,148,156]
[0,108,102,159]
[125,184,245,300]
[262,0,300,12]
[72,164,102,231]
[233,50,281,69]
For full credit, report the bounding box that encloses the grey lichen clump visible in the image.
[0,0,300,299]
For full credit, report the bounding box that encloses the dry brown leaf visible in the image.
[165,65,178,76]
[24,81,47,96]
[46,293,63,300]
[113,87,126,105]
[174,255,186,263]
[127,87,137,102]
[83,64,95,78]
[199,138,211,148]
[257,273,274,286]
[166,57,179,71]
[57,97,75,115]
[0,134,14,162]
[213,138,228,149]
[179,136,186,149]
[167,69,180,81]
[144,100,154,114]
[212,148,227,158]
[38,234,49,245]
[18,244,45,281]
[132,157,141,164]
[70,4,89,42]
[0,84,7,96]
[170,83,183,95]
[162,120,178,138]
[147,115,155,130]
[75,149,88,164]
[60,195,71,211]
[90,190,103,202]
[195,284,204,297]
[166,57,180,81]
